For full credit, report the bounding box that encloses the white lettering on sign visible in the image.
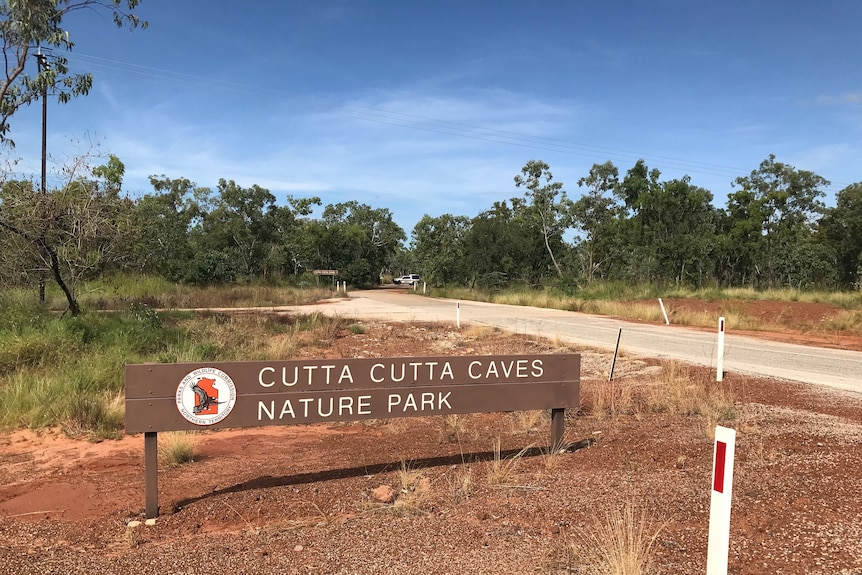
[357,395,371,414]
[258,395,373,421]
[387,391,452,413]
[258,365,354,388]
[258,357,549,390]
[370,361,456,383]
[468,359,544,380]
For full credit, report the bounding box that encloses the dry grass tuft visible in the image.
[646,362,735,436]
[446,467,475,503]
[159,431,199,467]
[308,313,349,344]
[461,325,500,339]
[486,438,530,486]
[60,392,126,441]
[586,378,638,421]
[821,309,862,333]
[580,301,664,323]
[548,500,665,575]
[582,361,734,438]
[265,334,297,359]
[440,413,470,443]
[511,410,550,435]
[390,461,433,515]
[539,441,572,473]
[181,312,354,361]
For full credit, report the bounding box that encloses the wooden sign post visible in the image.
[126,353,580,518]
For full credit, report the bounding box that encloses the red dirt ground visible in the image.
[1,306,861,574]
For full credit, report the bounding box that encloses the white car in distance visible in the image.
[393,274,421,286]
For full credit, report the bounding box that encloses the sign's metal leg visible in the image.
[145,432,158,519]
[551,408,565,452]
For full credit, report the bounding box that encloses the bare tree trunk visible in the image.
[541,220,563,277]
[0,219,81,316]
[46,243,81,316]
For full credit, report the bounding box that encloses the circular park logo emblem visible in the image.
[176,367,237,426]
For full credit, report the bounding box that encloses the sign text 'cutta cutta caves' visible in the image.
[124,354,580,433]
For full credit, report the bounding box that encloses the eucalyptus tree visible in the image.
[130,176,206,281]
[650,177,718,285]
[573,161,623,283]
[615,160,663,281]
[0,0,146,145]
[0,179,39,285]
[410,213,470,285]
[194,179,278,281]
[266,195,321,276]
[462,201,550,288]
[385,245,417,280]
[514,160,572,277]
[318,201,405,286]
[821,182,862,288]
[615,161,719,285]
[727,155,829,287]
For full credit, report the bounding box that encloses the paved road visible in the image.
[292,289,861,394]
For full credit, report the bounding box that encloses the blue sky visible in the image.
[9,1,862,235]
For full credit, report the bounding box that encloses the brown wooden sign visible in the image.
[125,353,579,518]
[126,354,579,433]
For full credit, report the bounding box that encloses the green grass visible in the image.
[0,284,351,439]
[21,272,341,313]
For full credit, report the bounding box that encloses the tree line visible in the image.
[412,157,862,293]
[1,152,861,316]
[0,153,404,315]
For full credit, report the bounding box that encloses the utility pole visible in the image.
[37,48,48,303]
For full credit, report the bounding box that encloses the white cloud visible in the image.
[813,91,862,106]
[13,84,592,230]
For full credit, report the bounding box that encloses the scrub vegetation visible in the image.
[0,283,341,439]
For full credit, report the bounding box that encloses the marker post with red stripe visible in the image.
[707,425,736,575]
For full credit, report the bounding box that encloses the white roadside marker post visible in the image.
[716,316,725,382]
[456,301,461,329]
[706,425,736,575]
[658,298,670,324]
